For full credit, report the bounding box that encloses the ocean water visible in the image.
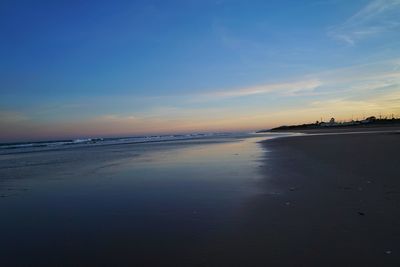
[0,132,290,265]
[0,132,238,154]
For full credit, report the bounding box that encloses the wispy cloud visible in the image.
[314,58,400,89]
[328,0,400,45]
[201,58,400,100]
[204,79,322,98]
[308,89,400,117]
[95,114,138,122]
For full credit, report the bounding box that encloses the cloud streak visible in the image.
[202,58,400,100]
[204,79,322,98]
[328,0,400,45]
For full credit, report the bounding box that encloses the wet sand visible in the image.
[0,135,267,266]
[206,130,400,266]
[1,132,399,266]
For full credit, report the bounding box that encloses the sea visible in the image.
[0,132,244,154]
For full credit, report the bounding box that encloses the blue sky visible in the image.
[1,0,400,141]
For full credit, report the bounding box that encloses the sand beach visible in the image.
[0,130,399,266]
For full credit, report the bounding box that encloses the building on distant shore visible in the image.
[361,116,376,124]
[320,117,337,127]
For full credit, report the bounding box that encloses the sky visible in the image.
[1,0,400,142]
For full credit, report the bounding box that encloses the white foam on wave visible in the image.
[0,132,238,153]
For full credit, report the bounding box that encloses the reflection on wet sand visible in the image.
[0,134,280,266]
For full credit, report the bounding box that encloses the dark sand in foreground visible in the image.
[1,131,399,266]
[208,131,400,266]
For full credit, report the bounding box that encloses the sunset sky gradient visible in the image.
[1,0,400,141]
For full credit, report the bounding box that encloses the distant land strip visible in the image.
[258,116,400,132]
